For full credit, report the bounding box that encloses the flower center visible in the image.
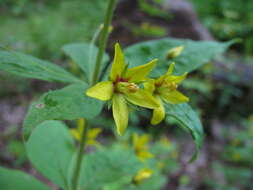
[164,81,178,91]
[115,82,139,94]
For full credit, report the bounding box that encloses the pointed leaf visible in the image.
[165,103,204,161]
[125,38,233,76]
[0,50,81,83]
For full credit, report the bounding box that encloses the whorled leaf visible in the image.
[23,83,104,139]
[0,50,81,83]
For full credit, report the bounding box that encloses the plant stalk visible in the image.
[71,121,90,190]
[92,0,118,85]
[71,1,118,189]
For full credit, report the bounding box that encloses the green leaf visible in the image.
[26,120,75,189]
[23,83,103,138]
[62,43,109,83]
[165,103,204,161]
[0,166,51,190]
[78,147,142,190]
[124,38,232,76]
[0,50,81,83]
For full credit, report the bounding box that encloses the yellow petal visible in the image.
[143,79,156,94]
[137,134,150,148]
[156,62,176,84]
[86,81,113,101]
[165,72,187,84]
[124,59,158,83]
[87,128,102,140]
[125,89,159,109]
[151,96,165,125]
[133,168,153,184]
[110,43,126,81]
[166,62,175,75]
[137,151,154,160]
[112,94,129,136]
[161,90,189,104]
[70,129,81,141]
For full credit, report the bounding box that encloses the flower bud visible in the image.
[166,45,184,59]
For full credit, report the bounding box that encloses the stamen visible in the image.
[127,83,139,93]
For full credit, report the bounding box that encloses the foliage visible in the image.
[191,0,253,55]
[0,0,237,189]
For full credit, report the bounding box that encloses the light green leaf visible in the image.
[0,166,51,190]
[0,50,81,83]
[26,120,75,189]
[165,103,204,161]
[62,43,109,83]
[23,83,104,138]
[124,38,233,76]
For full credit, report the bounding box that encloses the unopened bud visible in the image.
[166,45,184,59]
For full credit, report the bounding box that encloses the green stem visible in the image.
[71,121,89,190]
[92,0,118,85]
[71,1,118,190]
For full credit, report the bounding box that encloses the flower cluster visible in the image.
[70,118,102,146]
[86,43,188,135]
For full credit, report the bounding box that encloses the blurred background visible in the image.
[0,0,253,189]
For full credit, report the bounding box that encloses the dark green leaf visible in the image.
[124,38,232,76]
[0,166,51,190]
[165,103,204,161]
[62,43,109,83]
[23,83,103,138]
[26,120,75,189]
[0,50,81,83]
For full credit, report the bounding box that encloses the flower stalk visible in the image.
[71,120,89,190]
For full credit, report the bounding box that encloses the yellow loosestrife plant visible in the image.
[86,43,159,135]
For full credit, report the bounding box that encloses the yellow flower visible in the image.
[144,62,189,125]
[133,168,153,184]
[133,133,153,162]
[70,118,102,146]
[86,43,159,135]
[166,45,184,59]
